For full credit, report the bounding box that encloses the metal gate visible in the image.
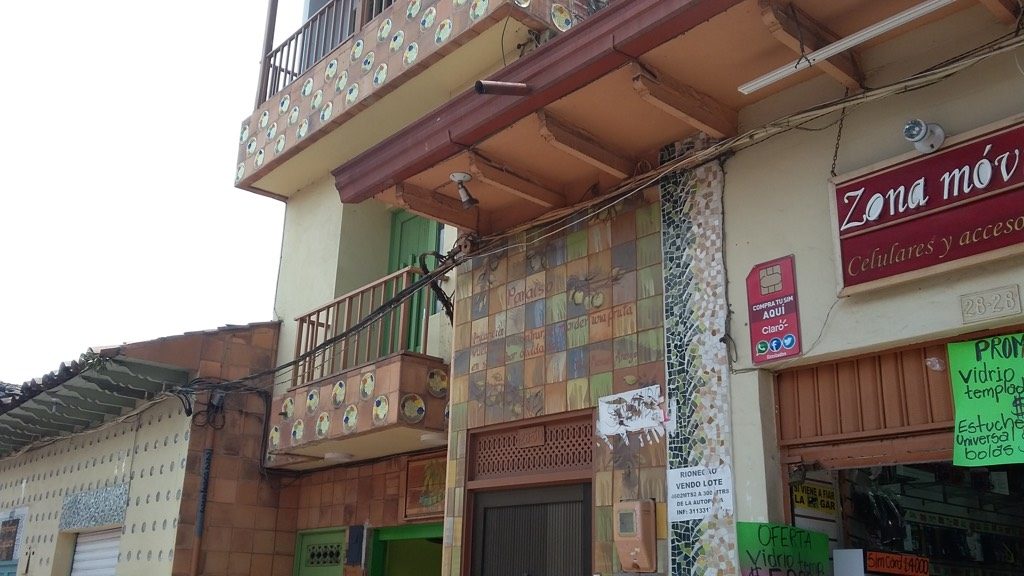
[69,529,121,576]
[471,484,591,576]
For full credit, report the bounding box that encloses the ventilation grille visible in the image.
[471,419,593,481]
[305,543,342,567]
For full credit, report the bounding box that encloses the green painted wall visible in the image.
[384,538,442,576]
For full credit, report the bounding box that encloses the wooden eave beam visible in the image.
[759,0,864,91]
[630,64,738,139]
[978,0,1021,24]
[536,111,634,179]
[394,183,479,231]
[467,154,565,208]
[333,0,745,204]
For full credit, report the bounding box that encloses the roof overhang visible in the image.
[0,357,189,457]
[332,0,1006,234]
[333,0,746,206]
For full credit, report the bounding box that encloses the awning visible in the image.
[0,356,189,457]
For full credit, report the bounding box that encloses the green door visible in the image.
[388,211,441,354]
[369,523,443,576]
[0,560,16,576]
[295,529,346,576]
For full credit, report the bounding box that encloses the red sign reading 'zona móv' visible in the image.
[832,117,1024,292]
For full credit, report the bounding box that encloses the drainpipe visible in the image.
[255,0,280,108]
[189,392,223,576]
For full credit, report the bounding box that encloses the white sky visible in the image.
[0,0,305,384]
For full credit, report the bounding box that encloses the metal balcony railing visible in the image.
[292,267,434,387]
[255,0,613,107]
[257,0,360,106]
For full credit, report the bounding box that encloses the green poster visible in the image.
[948,332,1024,466]
[737,521,829,576]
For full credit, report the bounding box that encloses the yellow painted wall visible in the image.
[273,175,395,388]
[723,7,1024,521]
[273,177,345,377]
[0,399,190,576]
[273,176,460,385]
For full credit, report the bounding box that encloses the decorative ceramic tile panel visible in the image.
[443,194,668,576]
[59,483,129,531]
[658,135,738,575]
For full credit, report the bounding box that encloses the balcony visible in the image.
[237,0,611,197]
[266,267,450,470]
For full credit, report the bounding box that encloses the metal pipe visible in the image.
[255,0,280,107]
[474,80,531,95]
[188,421,216,576]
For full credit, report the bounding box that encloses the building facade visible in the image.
[0,324,280,576]
[233,1,1024,575]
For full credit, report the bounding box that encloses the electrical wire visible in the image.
[173,26,1024,395]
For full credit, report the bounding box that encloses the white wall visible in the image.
[722,7,1024,521]
[0,399,190,576]
[726,8,1024,370]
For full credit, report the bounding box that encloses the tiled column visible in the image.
[659,136,738,574]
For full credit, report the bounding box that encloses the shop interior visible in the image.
[837,463,1024,576]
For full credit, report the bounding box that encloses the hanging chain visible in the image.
[830,88,851,178]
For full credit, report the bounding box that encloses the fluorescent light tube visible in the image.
[738,0,958,94]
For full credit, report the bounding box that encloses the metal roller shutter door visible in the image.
[69,529,121,576]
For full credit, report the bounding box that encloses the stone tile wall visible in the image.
[659,136,738,575]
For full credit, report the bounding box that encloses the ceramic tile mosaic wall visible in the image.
[267,354,448,467]
[442,191,668,576]
[59,483,129,531]
[659,135,738,575]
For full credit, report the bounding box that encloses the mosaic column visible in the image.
[659,135,738,575]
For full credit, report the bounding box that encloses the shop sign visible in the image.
[864,551,929,576]
[737,521,829,576]
[791,482,837,517]
[947,331,1024,466]
[832,117,1024,293]
[667,465,734,522]
[746,255,801,364]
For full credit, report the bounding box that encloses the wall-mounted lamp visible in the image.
[903,119,945,153]
[450,172,479,209]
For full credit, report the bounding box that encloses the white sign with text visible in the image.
[668,465,734,522]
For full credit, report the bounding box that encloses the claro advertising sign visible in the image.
[831,115,1024,294]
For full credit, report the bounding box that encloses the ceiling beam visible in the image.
[78,374,151,401]
[978,0,1021,23]
[334,0,745,204]
[759,0,863,91]
[631,64,738,139]
[394,183,479,231]
[0,413,56,439]
[4,409,78,435]
[536,111,634,179]
[16,403,92,429]
[59,385,137,411]
[0,420,39,444]
[467,154,565,208]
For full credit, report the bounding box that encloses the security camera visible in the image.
[903,119,945,153]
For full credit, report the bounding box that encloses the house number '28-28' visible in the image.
[960,285,1022,324]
